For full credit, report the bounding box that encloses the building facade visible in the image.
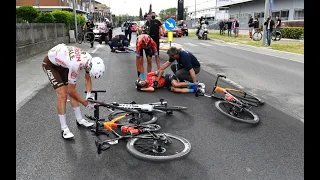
[218,0,304,28]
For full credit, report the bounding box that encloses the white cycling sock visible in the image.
[58,114,68,130]
[73,106,83,121]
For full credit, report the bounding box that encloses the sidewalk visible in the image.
[16,42,92,112]
[188,29,304,43]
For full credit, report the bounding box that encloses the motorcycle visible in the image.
[181,24,188,36]
[197,24,208,40]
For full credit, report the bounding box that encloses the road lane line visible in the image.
[197,42,212,46]
[210,42,304,63]
[184,43,198,46]
[91,44,103,53]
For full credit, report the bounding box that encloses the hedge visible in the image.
[281,27,304,39]
[16,5,86,30]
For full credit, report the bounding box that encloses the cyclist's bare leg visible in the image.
[56,85,68,115]
[171,80,189,88]
[170,87,193,93]
[136,56,144,77]
[147,56,152,72]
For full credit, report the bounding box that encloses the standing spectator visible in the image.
[145,12,165,54]
[85,18,95,48]
[275,15,282,31]
[248,15,254,39]
[124,20,133,44]
[225,18,233,37]
[232,17,240,38]
[219,20,225,35]
[253,16,260,34]
[264,15,275,46]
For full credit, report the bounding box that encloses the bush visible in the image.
[16,5,39,23]
[281,27,304,39]
[51,10,72,28]
[35,12,55,23]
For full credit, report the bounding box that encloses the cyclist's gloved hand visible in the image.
[153,81,159,88]
[86,92,95,100]
[86,102,96,110]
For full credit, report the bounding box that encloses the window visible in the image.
[294,9,304,20]
[280,10,289,20]
[272,11,280,19]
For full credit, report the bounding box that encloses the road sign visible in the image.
[164,18,176,31]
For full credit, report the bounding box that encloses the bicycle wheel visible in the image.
[77,33,83,44]
[84,32,95,43]
[226,90,264,106]
[275,32,282,41]
[126,133,191,162]
[252,32,262,41]
[215,100,259,124]
[108,110,158,124]
[153,105,187,111]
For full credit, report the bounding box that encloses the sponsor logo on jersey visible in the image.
[55,58,66,66]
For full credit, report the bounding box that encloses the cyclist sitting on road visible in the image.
[42,43,105,139]
[136,34,160,80]
[109,34,129,52]
[135,69,205,93]
[160,46,201,84]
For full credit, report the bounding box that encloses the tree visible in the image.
[139,8,143,20]
[159,7,177,20]
[148,4,152,14]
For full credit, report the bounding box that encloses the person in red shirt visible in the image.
[135,70,205,93]
[135,34,160,81]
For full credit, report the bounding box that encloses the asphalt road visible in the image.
[16,28,304,180]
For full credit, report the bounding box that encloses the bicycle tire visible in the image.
[215,100,259,124]
[226,90,264,106]
[77,33,83,44]
[252,32,262,41]
[84,32,95,44]
[108,110,158,125]
[126,133,191,162]
[153,106,187,111]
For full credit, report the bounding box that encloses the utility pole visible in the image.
[262,0,270,46]
[194,0,196,26]
[73,0,78,39]
[36,0,40,10]
[215,0,217,22]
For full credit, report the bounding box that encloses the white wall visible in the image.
[228,0,303,29]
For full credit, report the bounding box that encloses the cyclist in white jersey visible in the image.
[42,43,105,139]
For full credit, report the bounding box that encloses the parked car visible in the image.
[163,27,182,37]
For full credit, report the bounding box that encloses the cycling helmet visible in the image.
[135,79,147,88]
[141,35,151,47]
[87,57,105,78]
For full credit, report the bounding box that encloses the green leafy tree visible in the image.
[35,12,55,23]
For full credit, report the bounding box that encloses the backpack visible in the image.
[235,21,239,27]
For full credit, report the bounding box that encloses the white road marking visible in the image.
[184,42,198,46]
[91,44,103,53]
[197,42,212,46]
[211,42,304,63]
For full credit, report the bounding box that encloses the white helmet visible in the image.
[87,57,105,78]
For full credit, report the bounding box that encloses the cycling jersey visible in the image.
[47,44,92,84]
[135,34,158,57]
[145,71,166,88]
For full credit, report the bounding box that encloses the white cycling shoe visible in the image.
[62,128,74,139]
[76,118,94,127]
[198,83,206,89]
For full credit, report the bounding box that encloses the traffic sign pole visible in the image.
[164,18,176,48]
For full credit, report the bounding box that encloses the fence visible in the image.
[16,23,69,63]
